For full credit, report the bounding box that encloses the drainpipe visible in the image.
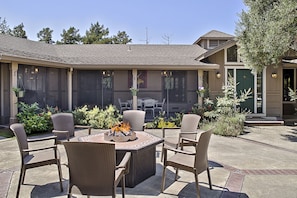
[132,69,138,110]
[10,62,18,124]
[68,68,73,111]
[198,70,203,107]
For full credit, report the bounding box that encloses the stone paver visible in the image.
[0,126,296,198]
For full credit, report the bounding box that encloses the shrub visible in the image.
[203,75,252,136]
[16,102,51,134]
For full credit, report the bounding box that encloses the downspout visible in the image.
[10,62,18,124]
[198,70,203,107]
[68,68,73,111]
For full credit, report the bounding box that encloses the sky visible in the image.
[1,0,246,44]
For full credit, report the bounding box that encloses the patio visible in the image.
[1,126,297,198]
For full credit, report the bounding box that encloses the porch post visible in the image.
[68,68,73,111]
[10,62,18,124]
[132,69,138,110]
[198,70,203,106]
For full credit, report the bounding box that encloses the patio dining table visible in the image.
[79,131,163,187]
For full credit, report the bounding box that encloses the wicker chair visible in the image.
[123,110,146,131]
[51,113,92,142]
[161,114,201,161]
[63,142,131,198]
[10,123,63,198]
[161,128,213,198]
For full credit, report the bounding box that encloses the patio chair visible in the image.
[161,128,213,198]
[161,114,201,161]
[10,123,63,198]
[118,98,130,113]
[123,110,146,131]
[63,142,131,198]
[143,98,156,117]
[154,98,166,114]
[51,113,92,142]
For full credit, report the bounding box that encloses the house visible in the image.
[0,30,296,125]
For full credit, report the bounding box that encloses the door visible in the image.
[236,69,254,112]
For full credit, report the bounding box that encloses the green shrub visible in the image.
[16,102,51,134]
[203,75,251,136]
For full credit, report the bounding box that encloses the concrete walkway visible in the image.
[0,126,297,198]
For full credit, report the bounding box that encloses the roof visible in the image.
[193,30,234,44]
[0,34,219,70]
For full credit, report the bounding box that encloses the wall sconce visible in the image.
[271,72,277,79]
[216,71,221,79]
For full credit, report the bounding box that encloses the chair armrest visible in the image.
[162,127,181,137]
[75,125,92,135]
[23,145,57,153]
[27,135,57,143]
[116,152,131,174]
[181,137,198,144]
[163,145,195,155]
[52,130,69,134]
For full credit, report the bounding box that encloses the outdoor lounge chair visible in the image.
[10,123,63,198]
[63,141,131,198]
[51,112,92,142]
[123,110,146,131]
[161,114,201,161]
[161,128,213,198]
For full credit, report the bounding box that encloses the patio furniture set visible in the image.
[9,110,212,198]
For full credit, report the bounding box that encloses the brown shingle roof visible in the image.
[0,34,219,70]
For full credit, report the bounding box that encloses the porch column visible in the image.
[68,68,73,111]
[132,69,138,110]
[198,70,203,106]
[10,62,18,124]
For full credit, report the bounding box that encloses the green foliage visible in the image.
[0,17,10,34]
[57,26,81,44]
[37,27,54,44]
[146,111,178,129]
[192,98,215,120]
[203,76,252,136]
[11,23,27,39]
[16,102,51,134]
[236,0,297,73]
[74,105,122,129]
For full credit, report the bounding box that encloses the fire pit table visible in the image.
[79,131,163,187]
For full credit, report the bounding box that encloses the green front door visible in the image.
[236,69,254,112]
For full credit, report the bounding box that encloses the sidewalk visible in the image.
[0,126,296,198]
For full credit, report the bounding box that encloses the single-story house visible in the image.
[0,30,296,125]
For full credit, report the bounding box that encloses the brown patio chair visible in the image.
[63,142,131,198]
[51,112,92,142]
[161,128,213,198]
[161,114,201,161]
[123,110,146,131]
[10,123,63,198]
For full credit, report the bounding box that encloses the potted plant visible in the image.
[12,87,25,98]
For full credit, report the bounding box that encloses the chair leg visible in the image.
[175,168,179,181]
[194,173,201,198]
[16,166,25,198]
[161,144,164,162]
[207,167,212,190]
[161,167,167,192]
[121,175,125,198]
[57,160,63,192]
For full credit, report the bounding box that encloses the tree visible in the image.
[82,22,110,44]
[111,31,132,44]
[236,0,297,73]
[0,17,11,34]
[57,26,81,44]
[11,23,27,39]
[37,27,54,44]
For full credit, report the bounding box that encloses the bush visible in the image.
[16,102,52,134]
[202,75,252,136]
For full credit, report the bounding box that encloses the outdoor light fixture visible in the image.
[271,72,277,79]
[216,71,221,79]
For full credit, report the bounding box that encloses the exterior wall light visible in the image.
[271,72,277,79]
[216,71,221,79]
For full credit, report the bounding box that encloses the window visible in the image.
[162,71,186,103]
[209,39,228,49]
[227,45,238,62]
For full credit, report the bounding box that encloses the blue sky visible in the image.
[1,0,246,44]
